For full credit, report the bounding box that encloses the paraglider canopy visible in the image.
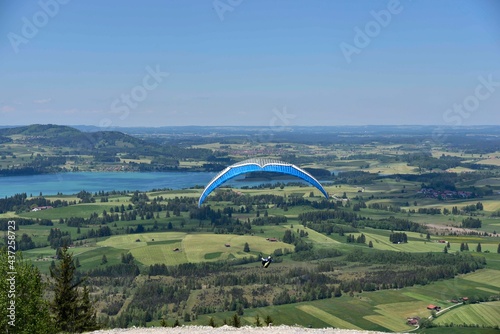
[198,158,329,207]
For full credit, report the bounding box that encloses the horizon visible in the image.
[4,123,500,129]
[1,0,500,127]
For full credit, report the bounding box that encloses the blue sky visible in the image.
[1,0,499,127]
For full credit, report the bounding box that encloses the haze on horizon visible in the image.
[1,0,499,128]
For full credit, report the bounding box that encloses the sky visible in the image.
[0,0,499,128]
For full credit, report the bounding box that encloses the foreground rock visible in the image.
[87,325,396,334]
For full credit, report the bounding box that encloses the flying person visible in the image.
[261,255,272,268]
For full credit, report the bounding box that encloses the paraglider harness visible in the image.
[261,256,272,268]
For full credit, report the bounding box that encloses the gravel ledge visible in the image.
[87,325,395,334]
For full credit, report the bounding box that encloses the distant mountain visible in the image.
[0,124,81,137]
[0,124,147,150]
[0,124,212,160]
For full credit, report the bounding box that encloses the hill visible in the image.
[0,124,213,174]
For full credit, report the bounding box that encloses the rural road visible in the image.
[87,325,399,334]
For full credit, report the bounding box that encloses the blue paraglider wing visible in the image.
[198,158,328,207]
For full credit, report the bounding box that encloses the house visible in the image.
[31,205,53,212]
[407,317,420,326]
[427,304,441,311]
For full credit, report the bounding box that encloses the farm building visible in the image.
[31,206,53,211]
[427,304,441,311]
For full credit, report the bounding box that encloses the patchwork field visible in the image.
[434,301,500,327]
[351,231,447,252]
[461,269,500,289]
[97,232,290,266]
[296,305,362,330]
[192,269,500,332]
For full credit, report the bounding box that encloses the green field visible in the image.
[462,269,500,289]
[3,133,500,331]
[18,203,116,219]
[191,270,500,331]
[435,301,500,327]
[296,305,362,330]
[96,232,290,266]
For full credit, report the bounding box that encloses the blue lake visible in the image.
[0,172,216,197]
[0,172,307,197]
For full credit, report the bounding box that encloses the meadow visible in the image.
[4,132,500,332]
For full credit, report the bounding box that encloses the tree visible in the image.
[50,247,98,333]
[264,315,273,326]
[368,240,373,248]
[208,317,216,327]
[476,243,482,253]
[333,286,342,297]
[101,254,108,265]
[243,242,250,253]
[443,246,448,254]
[254,315,262,327]
[283,230,295,244]
[0,250,55,333]
[231,313,241,328]
[498,243,500,254]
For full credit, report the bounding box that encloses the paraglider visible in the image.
[198,158,329,207]
[261,255,272,268]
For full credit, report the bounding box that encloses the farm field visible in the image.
[18,203,117,219]
[3,125,500,332]
[434,301,500,327]
[96,232,290,266]
[193,269,500,332]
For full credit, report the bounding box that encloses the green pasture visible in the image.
[365,161,419,175]
[475,178,500,187]
[476,158,500,167]
[192,268,500,331]
[98,232,187,250]
[298,226,341,247]
[434,301,500,327]
[296,305,363,330]
[23,244,126,273]
[96,232,289,266]
[461,269,500,289]
[446,167,477,173]
[417,327,500,334]
[16,223,92,246]
[18,204,115,220]
[360,229,500,254]
[355,231,446,252]
[182,234,288,263]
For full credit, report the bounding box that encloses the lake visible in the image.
[0,171,307,197]
[0,172,216,197]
